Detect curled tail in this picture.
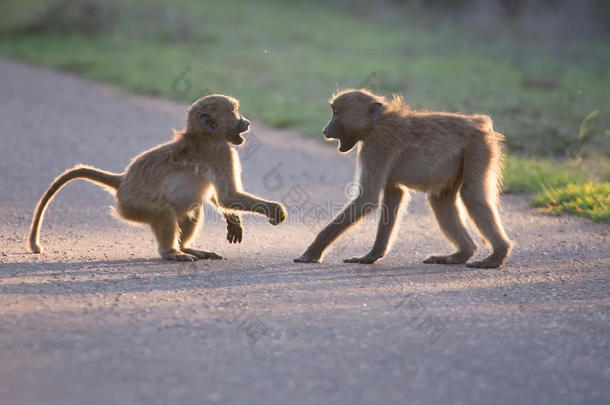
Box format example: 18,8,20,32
28,164,123,253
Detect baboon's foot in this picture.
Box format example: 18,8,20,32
294,252,321,263
423,251,472,265
29,241,42,254
162,249,198,262
344,253,382,264
181,248,223,260
467,244,510,268
466,254,507,269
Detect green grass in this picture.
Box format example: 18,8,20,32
503,156,610,223
503,156,589,193
1,0,608,156
1,0,609,222
533,183,610,223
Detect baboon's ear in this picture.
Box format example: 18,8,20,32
199,113,217,133
370,102,382,121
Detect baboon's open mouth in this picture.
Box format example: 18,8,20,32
231,133,245,145
338,138,357,153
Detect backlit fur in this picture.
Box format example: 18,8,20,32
295,89,512,268
29,94,286,261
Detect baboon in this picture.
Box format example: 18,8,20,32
294,89,512,268
29,95,286,261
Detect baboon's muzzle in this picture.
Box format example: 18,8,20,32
238,119,251,133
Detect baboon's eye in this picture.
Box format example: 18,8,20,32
332,107,339,115
199,113,218,131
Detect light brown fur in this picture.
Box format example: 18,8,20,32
294,89,512,268
29,95,286,261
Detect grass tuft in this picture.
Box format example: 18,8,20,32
533,182,610,223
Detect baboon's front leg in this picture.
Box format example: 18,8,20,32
294,165,390,264
294,196,377,263
214,158,286,225
218,191,286,225
344,184,406,264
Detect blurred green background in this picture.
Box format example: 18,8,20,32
1,0,608,221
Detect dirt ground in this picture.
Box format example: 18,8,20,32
0,58,608,405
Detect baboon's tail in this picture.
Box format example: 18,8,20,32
28,165,123,253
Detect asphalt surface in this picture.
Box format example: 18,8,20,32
0,58,608,405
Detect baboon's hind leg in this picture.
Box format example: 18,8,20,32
424,191,476,265
151,209,197,261
460,142,512,268
178,205,222,260
461,192,511,268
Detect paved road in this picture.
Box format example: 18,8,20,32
0,58,608,405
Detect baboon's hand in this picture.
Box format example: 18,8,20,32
226,221,243,243
268,202,286,225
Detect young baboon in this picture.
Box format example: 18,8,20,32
294,89,512,268
29,95,286,261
